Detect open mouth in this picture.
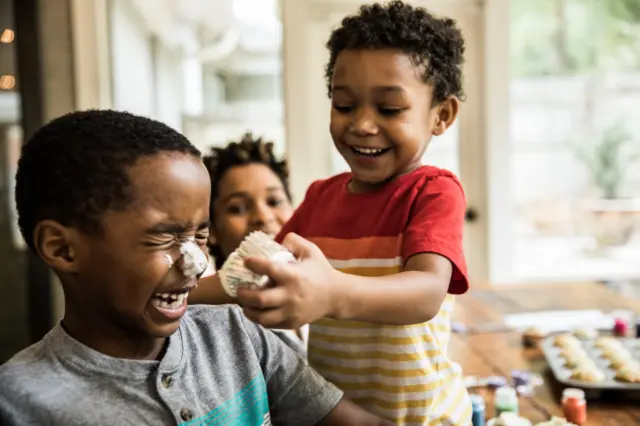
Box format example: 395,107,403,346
350,146,391,158
151,290,189,311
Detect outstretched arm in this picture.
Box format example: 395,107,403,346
327,252,451,324
317,398,393,426
189,274,235,305
237,234,452,328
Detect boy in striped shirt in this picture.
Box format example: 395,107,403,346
199,1,472,424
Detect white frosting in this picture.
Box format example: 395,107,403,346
179,239,209,278
219,231,296,296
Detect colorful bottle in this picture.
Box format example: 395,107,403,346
494,386,519,416
562,388,587,425
613,318,628,337
470,394,485,426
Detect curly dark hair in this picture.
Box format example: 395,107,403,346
325,0,465,104
203,132,290,268
15,109,201,251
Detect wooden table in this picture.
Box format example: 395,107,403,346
450,282,640,425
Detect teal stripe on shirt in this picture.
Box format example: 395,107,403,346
181,375,270,426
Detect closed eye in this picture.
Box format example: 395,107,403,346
144,240,173,248
379,107,405,116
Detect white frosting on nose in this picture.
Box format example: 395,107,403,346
179,239,208,278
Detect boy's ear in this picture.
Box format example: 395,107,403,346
33,220,82,273
432,96,460,136
207,224,217,247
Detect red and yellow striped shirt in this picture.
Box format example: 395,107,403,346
277,166,471,425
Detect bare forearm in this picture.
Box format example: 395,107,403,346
317,398,394,426
189,274,235,305
329,270,448,325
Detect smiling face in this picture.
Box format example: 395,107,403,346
211,163,293,261
329,49,459,192
68,153,211,342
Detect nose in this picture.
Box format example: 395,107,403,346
349,107,378,136
250,202,276,230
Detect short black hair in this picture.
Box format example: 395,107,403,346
15,109,201,251
325,0,465,103
203,132,290,267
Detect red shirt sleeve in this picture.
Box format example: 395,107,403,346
275,181,319,244
402,175,469,295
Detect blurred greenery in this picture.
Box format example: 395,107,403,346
511,0,640,77
573,122,640,198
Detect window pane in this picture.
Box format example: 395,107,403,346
0,0,28,362
510,0,640,281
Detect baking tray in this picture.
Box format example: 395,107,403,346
541,335,640,395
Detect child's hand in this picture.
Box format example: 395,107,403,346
237,233,340,329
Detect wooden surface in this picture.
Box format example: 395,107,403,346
450,282,640,425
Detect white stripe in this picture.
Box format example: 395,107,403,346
358,387,469,425
368,404,434,419
429,388,460,420
438,302,455,313
344,388,440,401
446,389,472,424
311,354,457,370
309,340,441,354
368,405,465,426
320,365,462,386
428,316,452,327
328,257,403,268
430,383,470,424
312,324,438,338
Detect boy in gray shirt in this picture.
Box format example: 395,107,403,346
0,110,391,426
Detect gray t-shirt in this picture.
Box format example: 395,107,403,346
0,305,342,426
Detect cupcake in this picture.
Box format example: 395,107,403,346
569,364,605,382
572,327,598,340
561,349,591,369
219,231,296,297
553,334,581,350
594,336,623,350
615,364,640,383
605,350,633,369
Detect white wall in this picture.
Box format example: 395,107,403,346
109,0,184,131
110,0,155,116
153,40,184,131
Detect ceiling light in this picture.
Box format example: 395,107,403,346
1,29,15,43
0,75,16,90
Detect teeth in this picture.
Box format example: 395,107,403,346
151,292,188,310
353,147,384,155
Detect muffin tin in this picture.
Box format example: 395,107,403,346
541,335,640,393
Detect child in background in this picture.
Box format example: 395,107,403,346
190,133,306,351
0,110,392,426
235,1,472,424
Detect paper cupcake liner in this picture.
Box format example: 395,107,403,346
219,231,295,297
